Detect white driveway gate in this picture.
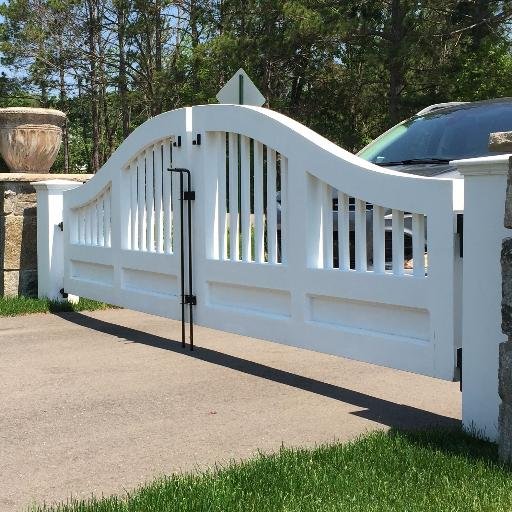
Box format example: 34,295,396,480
37,105,463,380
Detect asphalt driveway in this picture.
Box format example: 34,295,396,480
0,309,460,511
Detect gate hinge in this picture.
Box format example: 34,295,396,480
173,136,182,147
456,347,462,392
183,191,195,200
57,221,63,231
192,134,201,146
456,213,463,258
184,294,197,305
59,288,68,299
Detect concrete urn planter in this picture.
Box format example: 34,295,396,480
0,107,66,173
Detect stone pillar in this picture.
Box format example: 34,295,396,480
500,137,512,459
0,173,91,298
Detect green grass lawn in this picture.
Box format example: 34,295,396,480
0,296,113,316
31,429,512,512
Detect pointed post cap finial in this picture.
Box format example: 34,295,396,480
216,68,265,107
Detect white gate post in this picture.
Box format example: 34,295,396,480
32,180,82,300
456,155,511,441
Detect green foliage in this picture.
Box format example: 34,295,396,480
0,0,511,169
0,296,114,316
29,428,512,512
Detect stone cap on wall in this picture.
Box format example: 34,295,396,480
0,173,93,183
451,154,512,176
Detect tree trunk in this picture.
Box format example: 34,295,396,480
190,0,200,93
155,0,163,114
59,60,69,173
388,0,405,125
87,0,101,173
117,0,130,138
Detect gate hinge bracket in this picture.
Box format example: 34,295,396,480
456,213,463,258
183,191,195,201
57,221,63,231
173,136,182,147
456,347,462,392
184,294,197,305
192,134,201,146
59,288,68,299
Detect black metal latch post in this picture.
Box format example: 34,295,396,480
456,214,463,258
168,167,196,350
456,347,462,392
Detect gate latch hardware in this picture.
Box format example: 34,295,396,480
57,221,63,231
456,347,462,392
192,134,201,146
167,167,196,351
173,136,182,147
456,214,463,258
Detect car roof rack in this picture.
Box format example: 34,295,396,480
415,102,468,116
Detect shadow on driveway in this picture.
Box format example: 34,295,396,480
56,312,460,432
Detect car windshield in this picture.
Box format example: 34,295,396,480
358,101,512,165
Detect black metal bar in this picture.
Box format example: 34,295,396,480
185,169,194,350
457,347,462,392
179,171,185,347
456,213,463,258
168,167,195,351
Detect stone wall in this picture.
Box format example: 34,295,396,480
0,173,91,297
500,140,512,459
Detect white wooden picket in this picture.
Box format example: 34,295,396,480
60,104,462,380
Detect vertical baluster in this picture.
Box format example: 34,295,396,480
137,153,147,251
355,199,367,271
77,208,84,244
228,132,239,261
162,142,172,254
83,210,87,245
253,140,264,263
83,209,87,244
412,213,425,277
97,199,102,245
83,208,88,245
86,205,92,245
392,209,404,275
146,147,155,252
267,148,278,264
98,195,105,247
91,200,98,245
337,192,350,271
105,188,111,247
321,183,333,269
373,205,385,273
217,132,227,260
130,163,138,250
279,155,288,264
126,164,131,248
171,144,181,255
240,135,251,262
154,143,163,253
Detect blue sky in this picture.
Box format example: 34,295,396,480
0,1,7,76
